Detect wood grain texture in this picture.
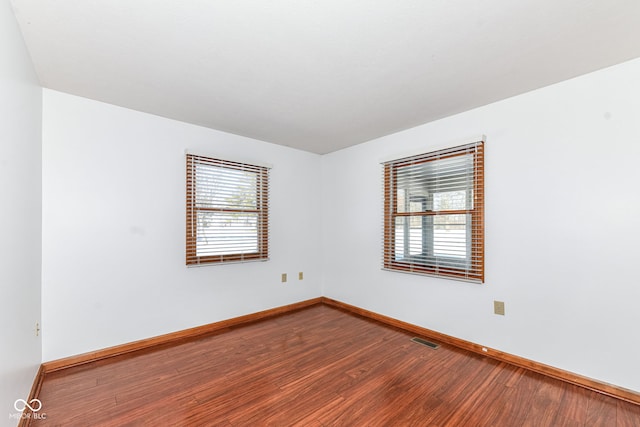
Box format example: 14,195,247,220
30,304,639,426
323,297,640,406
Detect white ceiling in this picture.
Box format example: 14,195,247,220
10,0,640,154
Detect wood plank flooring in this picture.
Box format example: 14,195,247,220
32,305,640,426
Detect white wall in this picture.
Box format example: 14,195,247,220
322,58,640,392
0,0,42,423
42,90,323,361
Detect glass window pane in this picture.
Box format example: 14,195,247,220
395,216,425,260
433,190,467,211
195,164,257,209
196,212,258,256
434,214,468,258
408,218,422,256
396,166,430,212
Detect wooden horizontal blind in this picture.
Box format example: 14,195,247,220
382,141,484,282
186,155,269,266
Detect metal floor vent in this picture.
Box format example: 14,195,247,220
411,337,440,349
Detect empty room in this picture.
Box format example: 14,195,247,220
2,0,640,426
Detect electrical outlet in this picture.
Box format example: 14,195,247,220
281,273,287,283
298,272,304,280
494,301,505,316
35,322,40,336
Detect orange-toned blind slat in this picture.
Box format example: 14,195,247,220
186,154,269,266
382,141,484,283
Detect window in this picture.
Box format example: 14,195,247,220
382,141,484,282
186,154,269,265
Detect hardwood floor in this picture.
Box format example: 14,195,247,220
32,305,640,426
